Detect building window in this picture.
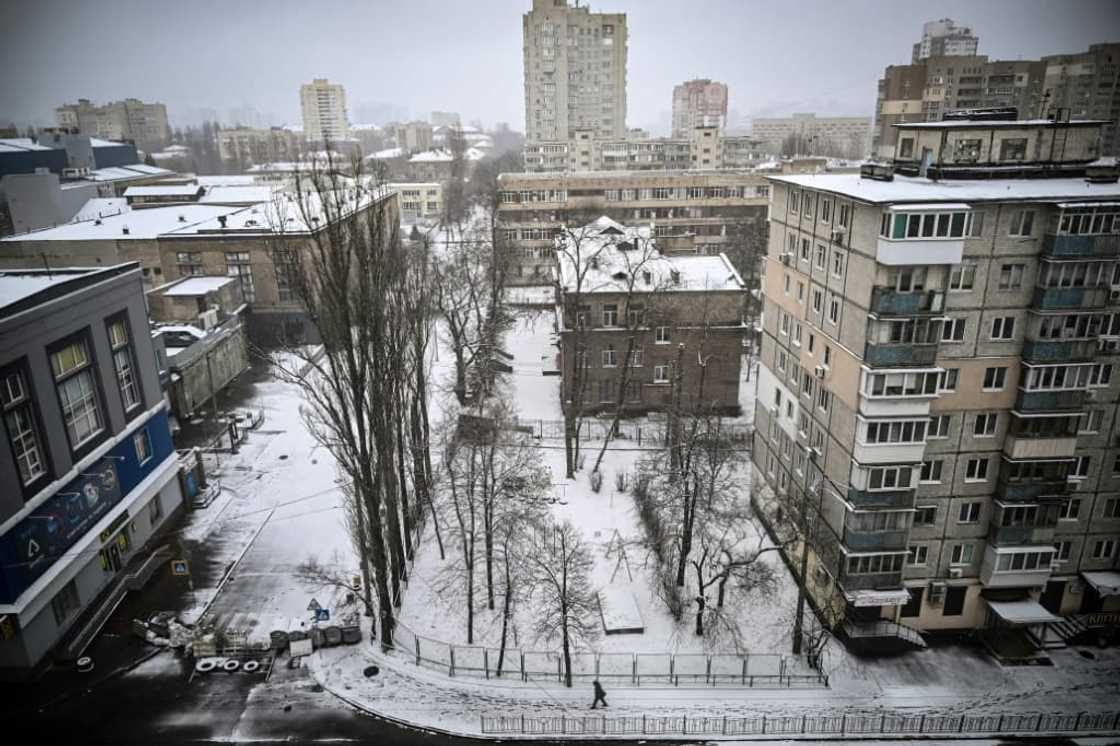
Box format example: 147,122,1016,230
982,367,1007,391
629,346,643,367
51,338,103,449
928,414,951,438
1,367,46,486
907,545,928,566
1104,498,1120,519
1092,539,1116,560
149,495,163,526
958,502,982,523
950,542,975,565
51,579,81,626
1009,210,1035,237
990,317,1015,340
815,244,826,269
601,345,617,367
799,237,810,261
176,252,204,276
964,458,988,482
274,249,296,303
1053,540,1071,561
653,365,669,383
107,319,141,413
948,262,975,291
914,506,936,526
602,304,618,327
999,138,1027,161
654,326,671,344
1079,411,1103,434
831,251,843,278
868,465,913,490
973,412,998,437
998,263,1025,290
1089,363,1113,387
226,252,255,303
942,318,966,342
938,369,959,392
920,459,943,482
827,298,839,325
133,429,153,465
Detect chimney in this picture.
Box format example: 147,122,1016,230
122,226,130,235
218,215,228,229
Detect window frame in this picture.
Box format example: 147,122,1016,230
48,331,107,456
106,313,143,415
1,360,51,492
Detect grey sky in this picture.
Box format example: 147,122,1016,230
1,0,1117,134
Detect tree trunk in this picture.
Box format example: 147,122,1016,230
561,617,572,688
394,409,414,559
497,553,512,678
353,476,375,623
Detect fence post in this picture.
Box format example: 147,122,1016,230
521,714,525,733
669,654,675,685
880,714,886,733
557,655,562,683
706,656,712,685
642,714,646,734
741,656,747,685
762,715,767,735
801,714,806,734
415,637,420,666
521,651,525,681
919,713,925,733
1075,712,1084,731
682,715,687,735
484,648,489,679
959,713,966,733
841,713,846,735
722,716,728,735
449,646,456,677
1113,711,1120,731
996,713,1004,732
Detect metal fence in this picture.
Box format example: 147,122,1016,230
481,710,1120,737
389,622,822,688
514,418,753,446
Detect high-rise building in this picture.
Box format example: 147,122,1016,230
671,79,728,138
751,114,872,159
431,111,461,128
55,98,171,152
1041,44,1120,157
300,78,349,143
752,115,1119,654
912,18,979,63
522,0,627,143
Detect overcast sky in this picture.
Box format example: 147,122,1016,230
1,0,1117,134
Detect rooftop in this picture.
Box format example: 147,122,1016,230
0,265,138,318
895,118,1110,130
158,276,236,296
198,185,276,204
123,184,205,197
0,138,53,153
1,204,243,241
766,173,1120,205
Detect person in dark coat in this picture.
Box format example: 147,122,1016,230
591,679,608,709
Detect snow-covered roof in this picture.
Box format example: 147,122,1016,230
1081,570,1120,596
89,137,128,147
0,271,91,310
0,138,53,152
72,197,128,222
155,325,207,346
350,123,381,131
409,149,453,163
199,185,275,205
123,163,175,176
82,164,175,183
1,204,244,241
169,186,394,236
767,173,1120,205
159,276,235,296
194,174,257,187
897,118,1110,129
123,184,204,197
556,216,746,294
984,598,1061,625
369,147,406,160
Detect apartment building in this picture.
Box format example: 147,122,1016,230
389,182,442,219
672,79,729,138
0,190,400,343
0,264,185,674
300,79,349,143
750,114,871,160
873,42,1120,158
752,115,1120,657
912,19,979,63
55,98,171,153
523,0,627,143
496,169,770,283
555,217,747,416
523,126,768,173
216,127,301,168
393,121,434,153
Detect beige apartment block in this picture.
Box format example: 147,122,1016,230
752,115,1120,657
55,98,171,152
216,127,302,168
672,79,728,138
523,0,627,143
496,169,771,284
389,182,443,219
523,126,768,173
300,78,349,143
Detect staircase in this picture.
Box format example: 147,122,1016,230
843,619,927,653
1050,615,1090,646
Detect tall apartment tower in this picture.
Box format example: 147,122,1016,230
523,0,628,142
671,79,728,138
912,18,979,63
753,115,1120,656
55,98,171,152
300,78,349,143
1041,44,1120,157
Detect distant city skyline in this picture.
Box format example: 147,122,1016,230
1,0,1117,135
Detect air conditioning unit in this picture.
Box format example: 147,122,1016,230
814,365,827,379
928,582,946,605
780,253,793,266
1111,289,1120,302
197,308,219,330
948,567,963,579
831,227,846,243
1086,389,1098,400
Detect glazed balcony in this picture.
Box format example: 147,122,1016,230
863,341,939,367
869,287,946,316
987,523,1057,547
980,545,1055,589
1032,286,1109,311
846,487,916,510
1020,338,1099,364
999,480,1070,500
1043,233,1120,258
842,527,910,552
1002,435,1079,460
838,570,904,592
1015,388,1086,412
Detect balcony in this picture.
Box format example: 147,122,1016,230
1032,286,1109,310
839,571,904,592
980,546,1054,589
846,487,916,510
843,528,910,552
870,288,946,316
852,441,927,465
1002,435,1079,460
864,341,939,367
987,524,1057,547
1043,233,1120,258
998,480,1069,501
1020,338,1099,364
876,236,964,266
1015,389,1086,412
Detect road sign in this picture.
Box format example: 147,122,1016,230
171,560,190,576
315,608,330,622
290,638,313,658
307,598,322,612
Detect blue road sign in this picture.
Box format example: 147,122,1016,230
315,608,330,622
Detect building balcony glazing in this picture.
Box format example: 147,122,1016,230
1014,388,1086,412
1020,338,1099,364
1042,233,1120,258
1032,286,1109,310
869,287,946,316
864,341,939,367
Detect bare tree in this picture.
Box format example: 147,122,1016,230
524,519,599,687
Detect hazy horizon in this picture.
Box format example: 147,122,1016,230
1,0,1117,135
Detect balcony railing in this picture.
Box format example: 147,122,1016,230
1032,286,1109,310
846,487,916,509
870,288,946,316
1021,338,1099,364
987,524,1057,547
1002,434,1079,460
1015,388,1086,412
864,341,939,367
1043,233,1120,258
839,571,904,592
843,528,910,552
998,480,1070,501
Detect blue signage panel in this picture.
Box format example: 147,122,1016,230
0,409,175,604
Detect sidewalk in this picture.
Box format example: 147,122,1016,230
306,631,1120,741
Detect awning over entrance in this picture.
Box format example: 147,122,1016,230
985,598,1062,625
1081,571,1120,597
844,588,910,607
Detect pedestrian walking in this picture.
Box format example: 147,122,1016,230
590,679,608,709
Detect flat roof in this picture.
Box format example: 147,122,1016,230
0,138,54,153
123,184,204,197
1,204,244,241
766,173,1120,205
0,265,137,317
896,119,1110,129
198,185,275,204
159,276,235,296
